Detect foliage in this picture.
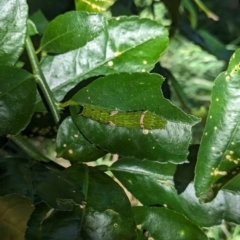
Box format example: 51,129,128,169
1,0,240,239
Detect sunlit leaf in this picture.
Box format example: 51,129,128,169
36,16,168,110
70,73,199,163
40,11,107,53
195,49,240,202
75,0,116,12
110,158,240,227
0,0,28,64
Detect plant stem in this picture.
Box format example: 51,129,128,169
194,0,219,21
10,134,51,162
25,36,60,124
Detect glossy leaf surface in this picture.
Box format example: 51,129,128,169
56,116,106,162
133,206,208,240
75,0,116,12
40,11,107,53
0,65,36,137
26,203,83,240
26,163,137,239
64,164,137,239
194,49,240,202
110,158,240,227
70,73,199,163
0,0,28,65
36,16,168,109
0,194,34,240
0,157,84,210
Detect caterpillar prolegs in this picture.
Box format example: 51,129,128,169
80,104,167,130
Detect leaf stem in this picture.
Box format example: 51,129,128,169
25,36,60,124
194,0,219,21
10,134,51,162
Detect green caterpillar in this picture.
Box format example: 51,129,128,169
80,104,167,130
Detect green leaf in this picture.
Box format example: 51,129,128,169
26,163,137,239
182,0,198,28
29,10,49,35
75,0,116,12
56,116,106,163
0,0,28,65
65,164,137,239
70,73,199,163
133,206,208,240
36,16,168,110
25,203,83,240
110,158,240,227
40,11,107,53
0,194,34,240
27,19,39,36
0,65,36,137
223,171,240,193
194,49,240,203
0,157,84,210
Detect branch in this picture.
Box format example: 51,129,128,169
25,36,60,124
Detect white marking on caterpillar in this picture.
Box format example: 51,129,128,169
109,121,116,127
142,129,149,135
140,110,148,129
110,110,118,116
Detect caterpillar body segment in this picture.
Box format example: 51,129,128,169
80,104,166,130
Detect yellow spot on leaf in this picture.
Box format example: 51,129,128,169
211,168,227,176
226,155,231,160
108,61,113,66
114,51,121,56
180,231,185,236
